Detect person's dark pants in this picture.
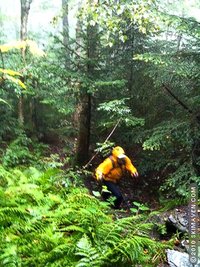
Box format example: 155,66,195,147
102,180,123,209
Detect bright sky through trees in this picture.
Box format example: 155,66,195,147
0,0,199,43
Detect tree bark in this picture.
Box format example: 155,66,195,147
75,91,91,165
75,1,98,165
19,0,32,126
62,0,70,66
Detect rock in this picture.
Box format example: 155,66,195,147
167,208,189,233
167,249,200,267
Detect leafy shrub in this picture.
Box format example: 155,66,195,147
136,120,200,200
2,133,47,168
160,162,200,198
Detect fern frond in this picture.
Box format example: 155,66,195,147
132,222,154,236
4,177,47,203
0,207,31,224
57,225,86,233
76,235,102,267
0,244,21,267
38,242,77,266
0,165,14,188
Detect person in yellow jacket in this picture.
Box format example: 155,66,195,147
95,146,138,209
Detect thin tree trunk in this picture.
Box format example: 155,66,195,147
62,0,70,66
76,92,91,165
127,27,134,92
176,34,182,52
20,0,32,41
19,0,32,126
18,97,24,126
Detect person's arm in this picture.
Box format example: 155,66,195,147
95,158,113,181
125,156,139,177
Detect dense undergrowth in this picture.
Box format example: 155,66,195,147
3,134,197,266
0,148,173,267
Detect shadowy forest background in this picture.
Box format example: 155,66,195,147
0,0,200,266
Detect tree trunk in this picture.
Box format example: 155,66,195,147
75,1,98,165
127,27,135,92
62,0,70,66
75,91,91,165
20,0,32,41
19,0,32,126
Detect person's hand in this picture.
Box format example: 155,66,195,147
96,171,104,181
131,170,139,178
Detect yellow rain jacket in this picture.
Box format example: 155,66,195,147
95,146,138,183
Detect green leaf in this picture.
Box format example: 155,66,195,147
77,235,91,250
139,205,149,211
133,201,141,207
92,191,101,197
0,98,11,108
130,208,138,213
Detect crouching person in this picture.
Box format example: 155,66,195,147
95,146,139,209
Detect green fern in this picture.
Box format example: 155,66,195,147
0,165,171,266
93,216,168,266
76,235,102,267
0,244,21,267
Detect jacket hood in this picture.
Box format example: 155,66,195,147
112,146,125,158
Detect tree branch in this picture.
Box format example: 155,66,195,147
83,119,121,169
162,83,193,114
